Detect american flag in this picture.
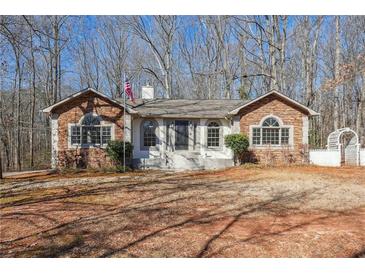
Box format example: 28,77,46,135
124,79,135,103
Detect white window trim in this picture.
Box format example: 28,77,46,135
249,115,294,149
67,122,115,149
140,119,159,151
206,119,223,151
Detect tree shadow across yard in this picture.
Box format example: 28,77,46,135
0,171,364,258
352,249,365,258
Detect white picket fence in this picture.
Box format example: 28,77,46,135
310,148,365,167
309,149,342,167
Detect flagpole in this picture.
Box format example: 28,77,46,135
123,72,126,173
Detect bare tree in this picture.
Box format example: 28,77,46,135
0,140,2,179
25,16,37,168
0,16,24,171
126,16,178,98
0,15,364,172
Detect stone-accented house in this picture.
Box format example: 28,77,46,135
42,87,319,170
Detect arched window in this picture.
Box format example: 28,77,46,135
81,114,101,126
207,121,221,148
252,116,290,146
70,113,112,147
261,117,280,145
142,120,157,148
262,117,279,127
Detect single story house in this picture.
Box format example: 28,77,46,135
42,86,319,170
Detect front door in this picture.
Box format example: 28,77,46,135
175,120,189,150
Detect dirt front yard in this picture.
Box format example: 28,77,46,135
1,165,364,258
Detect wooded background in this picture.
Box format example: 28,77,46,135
0,16,364,172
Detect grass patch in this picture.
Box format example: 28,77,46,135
0,194,30,205
63,194,114,206
0,188,66,206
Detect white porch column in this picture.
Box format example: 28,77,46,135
232,115,241,134
200,119,207,157
157,118,165,158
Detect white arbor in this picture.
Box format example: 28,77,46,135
326,128,360,166
309,127,361,167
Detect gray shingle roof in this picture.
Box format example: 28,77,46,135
43,88,319,117
123,99,248,118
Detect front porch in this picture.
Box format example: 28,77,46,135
131,117,235,170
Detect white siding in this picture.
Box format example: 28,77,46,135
132,117,162,160
203,118,233,159
231,115,240,134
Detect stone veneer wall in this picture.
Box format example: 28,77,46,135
52,91,125,169
239,94,309,164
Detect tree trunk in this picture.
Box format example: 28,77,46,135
11,44,22,172
334,16,341,130
29,32,36,169
53,16,60,104
58,51,61,101
269,16,278,90
356,77,365,144
0,145,3,179
280,16,287,91
238,34,250,99
304,16,312,106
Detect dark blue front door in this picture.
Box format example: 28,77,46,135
175,120,189,150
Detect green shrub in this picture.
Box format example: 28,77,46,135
106,140,133,167
224,133,249,165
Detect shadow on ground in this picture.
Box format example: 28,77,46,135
1,167,364,258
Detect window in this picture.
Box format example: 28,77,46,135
252,128,261,145
262,117,279,127
82,126,101,144
102,126,112,145
281,128,289,145
82,114,101,126
71,126,81,145
70,113,113,147
207,121,220,148
262,128,279,145
142,120,157,147
252,117,290,146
